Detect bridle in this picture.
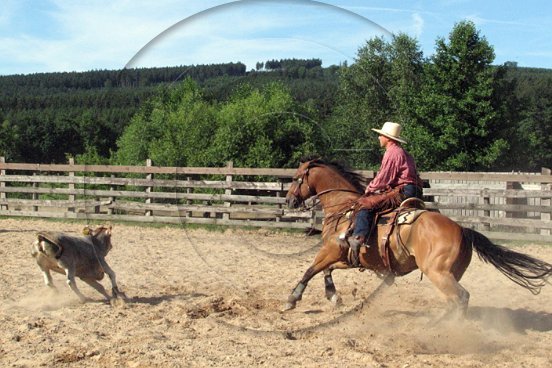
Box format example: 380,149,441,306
291,164,361,210
291,167,315,203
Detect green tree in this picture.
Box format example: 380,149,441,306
327,34,424,169
328,37,391,169
414,21,507,170
115,79,323,168
115,79,216,167
518,88,552,170
499,64,552,171
0,117,19,160
207,82,322,168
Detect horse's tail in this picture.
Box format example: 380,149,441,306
462,228,552,295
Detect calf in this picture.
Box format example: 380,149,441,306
31,225,126,303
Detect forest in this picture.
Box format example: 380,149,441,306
0,21,550,172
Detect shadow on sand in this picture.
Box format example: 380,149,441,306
128,292,208,306
467,306,552,333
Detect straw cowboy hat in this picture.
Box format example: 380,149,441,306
371,121,407,144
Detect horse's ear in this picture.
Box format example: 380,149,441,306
308,156,323,167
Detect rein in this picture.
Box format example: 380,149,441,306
299,188,360,211
292,163,362,212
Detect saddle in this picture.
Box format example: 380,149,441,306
374,200,426,272
345,197,426,272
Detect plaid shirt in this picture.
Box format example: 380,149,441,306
366,141,421,194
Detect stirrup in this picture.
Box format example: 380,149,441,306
348,236,365,268
348,248,361,268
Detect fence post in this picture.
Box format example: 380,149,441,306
223,161,233,221
145,159,153,217
186,176,192,218
541,168,551,236
0,157,6,211
32,172,38,212
483,193,491,231
506,181,526,219
276,179,283,222
107,174,114,215
68,157,75,213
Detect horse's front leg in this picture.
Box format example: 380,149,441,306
323,261,349,306
323,269,342,306
282,245,342,311
283,270,311,311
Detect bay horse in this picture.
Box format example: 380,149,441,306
283,158,552,319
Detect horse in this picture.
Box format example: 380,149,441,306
283,158,552,319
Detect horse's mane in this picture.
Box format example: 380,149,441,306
299,156,366,193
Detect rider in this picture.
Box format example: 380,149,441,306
348,121,423,267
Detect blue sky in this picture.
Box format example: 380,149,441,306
1,0,551,76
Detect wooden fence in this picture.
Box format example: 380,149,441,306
1,157,551,242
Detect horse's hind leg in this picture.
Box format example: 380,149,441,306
425,270,470,321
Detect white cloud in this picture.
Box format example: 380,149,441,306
4,0,550,74
0,0,395,74
412,13,424,38
123,1,388,69
465,14,527,27
0,0,230,73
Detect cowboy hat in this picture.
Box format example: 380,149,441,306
371,121,407,144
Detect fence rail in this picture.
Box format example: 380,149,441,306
1,157,550,242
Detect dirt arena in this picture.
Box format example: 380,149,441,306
1,218,551,367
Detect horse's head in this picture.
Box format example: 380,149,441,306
285,160,318,209
286,158,366,209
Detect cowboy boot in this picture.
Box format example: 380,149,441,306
348,235,365,267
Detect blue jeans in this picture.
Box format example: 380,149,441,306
352,184,422,237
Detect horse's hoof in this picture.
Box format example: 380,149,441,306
384,274,395,286
113,290,129,301
110,296,127,307
330,294,342,307
281,301,296,312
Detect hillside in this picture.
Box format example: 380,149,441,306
0,60,550,170
0,60,338,163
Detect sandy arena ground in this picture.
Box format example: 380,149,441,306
0,218,551,367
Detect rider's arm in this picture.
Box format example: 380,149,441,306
365,149,397,194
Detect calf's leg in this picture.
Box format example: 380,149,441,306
98,259,127,300
64,267,88,303
40,267,58,292
81,278,111,300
